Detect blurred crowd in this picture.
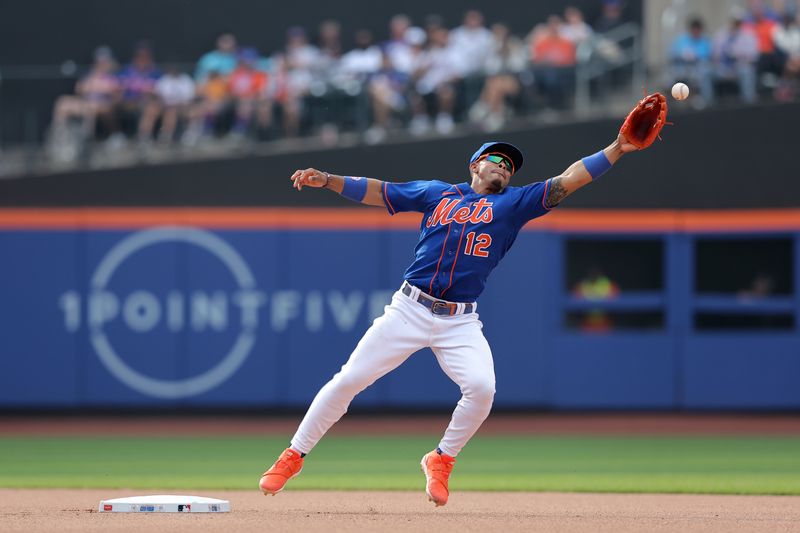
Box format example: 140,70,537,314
47,1,636,160
667,0,800,108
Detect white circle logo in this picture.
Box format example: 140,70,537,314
90,227,257,399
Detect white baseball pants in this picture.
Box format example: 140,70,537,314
290,286,495,457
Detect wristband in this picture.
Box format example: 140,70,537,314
341,176,368,202
581,150,612,181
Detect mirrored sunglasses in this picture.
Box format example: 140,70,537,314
484,154,513,172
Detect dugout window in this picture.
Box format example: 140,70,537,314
564,238,664,331
693,237,794,330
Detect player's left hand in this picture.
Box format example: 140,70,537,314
291,168,328,190
616,133,640,153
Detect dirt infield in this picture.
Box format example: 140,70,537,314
2,489,800,533
3,413,800,436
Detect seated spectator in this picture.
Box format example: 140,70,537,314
227,47,268,139
743,0,783,79
284,26,320,98
561,6,594,46
530,16,577,110
263,54,301,138
140,64,195,144
116,42,161,143
469,22,527,131
339,29,383,83
670,18,715,107
713,10,760,103
50,46,120,149
409,25,462,135
383,14,416,75
183,70,229,145
365,25,425,143
450,9,494,108
195,33,238,83
364,51,410,143
594,0,626,34
772,13,800,100
317,19,343,80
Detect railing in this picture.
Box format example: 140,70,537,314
574,22,646,112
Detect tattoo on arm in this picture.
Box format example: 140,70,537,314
546,177,569,207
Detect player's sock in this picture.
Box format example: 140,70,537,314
288,443,307,458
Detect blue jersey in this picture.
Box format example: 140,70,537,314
383,179,554,302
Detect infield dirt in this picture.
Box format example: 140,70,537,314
3,488,800,532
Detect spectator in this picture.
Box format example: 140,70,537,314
409,25,462,135
50,46,120,147
339,29,383,82
383,14,416,75
195,33,238,83
140,64,195,143
284,26,320,99
594,0,626,34
364,52,410,144
530,16,577,110
561,6,594,46
772,13,800,100
183,70,229,145
450,10,494,77
670,18,715,107
265,54,302,138
116,42,161,143
317,19,343,79
713,9,760,103
227,47,268,138
365,25,425,143
743,0,783,78
469,22,527,131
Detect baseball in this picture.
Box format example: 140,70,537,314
671,82,689,101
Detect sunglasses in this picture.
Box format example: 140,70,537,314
483,154,514,173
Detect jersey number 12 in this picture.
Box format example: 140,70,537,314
464,232,492,257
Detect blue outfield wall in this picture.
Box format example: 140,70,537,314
1,224,799,410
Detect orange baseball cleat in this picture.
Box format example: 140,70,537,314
420,449,456,507
259,447,304,495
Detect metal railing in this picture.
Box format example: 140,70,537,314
574,22,646,112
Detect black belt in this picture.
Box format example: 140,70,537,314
401,282,474,316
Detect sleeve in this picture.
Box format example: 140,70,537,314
515,179,555,224
382,180,433,215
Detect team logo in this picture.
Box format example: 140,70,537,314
426,198,494,227
81,227,262,399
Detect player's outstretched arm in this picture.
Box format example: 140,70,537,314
545,133,640,207
290,168,386,207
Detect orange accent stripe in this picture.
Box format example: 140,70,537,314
0,208,798,232
383,182,396,215
441,187,467,298
429,222,452,295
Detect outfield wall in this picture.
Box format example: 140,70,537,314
1,208,798,410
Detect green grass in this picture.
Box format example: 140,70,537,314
1,434,799,494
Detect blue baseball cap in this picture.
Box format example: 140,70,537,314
469,141,523,175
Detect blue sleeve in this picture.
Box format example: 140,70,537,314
383,180,432,215
515,179,555,224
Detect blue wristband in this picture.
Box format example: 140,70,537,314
581,151,612,181
341,176,368,202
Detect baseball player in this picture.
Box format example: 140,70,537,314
260,132,643,506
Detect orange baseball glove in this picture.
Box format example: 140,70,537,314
619,92,668,149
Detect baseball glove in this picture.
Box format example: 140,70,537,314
619,92,668,149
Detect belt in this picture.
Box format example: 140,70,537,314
401,282,475,316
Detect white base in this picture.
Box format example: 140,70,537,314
99,494,230,513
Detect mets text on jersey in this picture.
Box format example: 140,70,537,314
425,198,494,228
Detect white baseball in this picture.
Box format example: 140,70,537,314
671,82,689,101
